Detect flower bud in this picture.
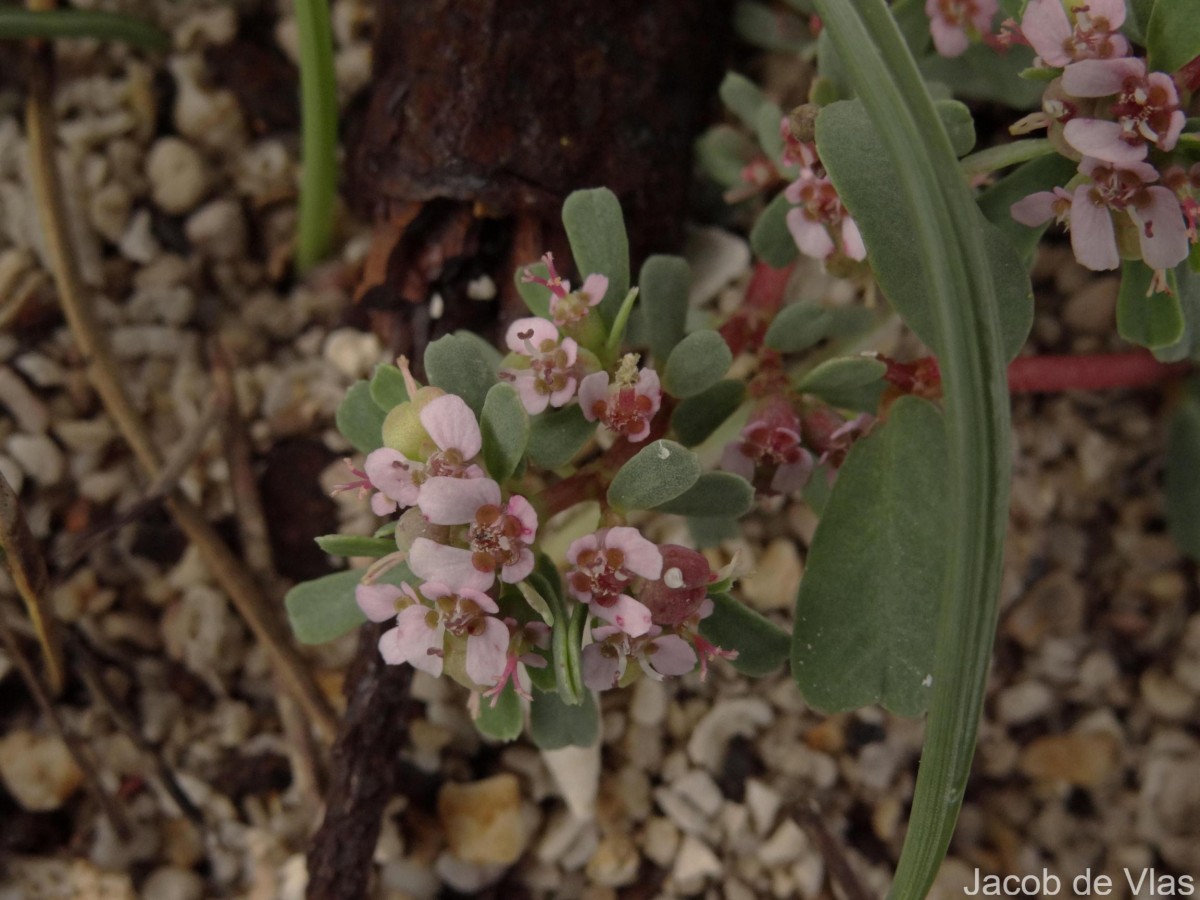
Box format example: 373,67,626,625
640,545,714,627
380,385,445,460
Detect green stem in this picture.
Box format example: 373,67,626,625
810,2,1010,898
294,0,338,272
959,138,1056,178
0,8,167,49
605,287,641,357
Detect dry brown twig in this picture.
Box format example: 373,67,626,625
23,27,337,741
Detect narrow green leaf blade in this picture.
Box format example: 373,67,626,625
662,331,733,399
718,71,767,129
315,534,398,558
792,396,947,715
336,380,386,453
700,592,790,677
1146,0,1200,73
607,440,701,511
423,334,497,416
562,189,630,325
796,355,886,395
480,383,529,482
640,255,692,363
653,472,755,519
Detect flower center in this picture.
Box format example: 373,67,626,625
469,504,528,574
569,547,631,607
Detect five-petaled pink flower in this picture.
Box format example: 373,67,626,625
720,395,814,495
522,252,609,327
1060,57,1185,164
362,394,485,513
409,478,538,591
482,618,551,705
566,527,663,637
1020,0,1128,68
1012,157,1188,271
581,624,696,691
500,317,582,415
926,0,998,58
356,580,509,688
783,143,867,264
578,355,662,443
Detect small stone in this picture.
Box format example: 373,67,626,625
0,367,48,433
995,680,1054,725
687,698,773,771
629,676,668,727
758,819,808,867
118,208,161,264
0,455,22,495
685,225,751,306
324,328,383,379
536,810,593,864
792,854,825,898
1061,276,1118,334
433,854,507,893
642,816,680,868
1002,569,1085,649
585,833,640,887
672,769,724,817
174,5,238,48
0,730,84,811
1019,731,1121,786
185,199,246,260
88,181,132,242
380,858,439,900
6,433,65,485
542,740,601,821
671,834,722,894
745,779,782,836
141,867,205,900
1140,670,1196,720
55,418,117,452
438,775,528,864
741,538,803,611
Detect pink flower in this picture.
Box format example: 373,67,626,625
1020,0,1128,68
482,619,551,705
581,625,697,691
1061,58,1185,164
522,252,609,327
639,545,715,628
409,478,538,590
578,355,662,443
362,394,485,513
783,145,866,263
360,581,509,687
499,317,581,415
926,0,998,57
720,395,814,495
566,527,663,637
1013,158,1188,271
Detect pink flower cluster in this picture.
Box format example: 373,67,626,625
783,135,867,266
1009,0,1193,276
926,0,999,58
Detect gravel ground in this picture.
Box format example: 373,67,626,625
0,3,1198,899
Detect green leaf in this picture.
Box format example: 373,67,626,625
755,98,786,161
920,43,1043,109
696,126,758,187
529,687,599,750
934,99,975,158
480,383,529,482
315,534,397,558
976,154,1078,265
815,27,852,101
718,71,767,129
369,363,409,411
1153,263,1200,363
551,602,587,704
764,304,834,353
750,192,799,268
285,569,367,644
475,684,524,741
662,331,733,399
672,381,746,447
792,396,946,715
607,440,701,511
562,189,630,325
423,333,497,416
1125,0,1154,45
1117,261,1184,350
652,472,755,519
515,260,551,318
336,380,386,453
700,592,790,677
818,99,1033,360
640,255,692,363
734,1,814,52
1166,386,1200,562
796,356,887,401
527,404,595,469
1146,0,1200,74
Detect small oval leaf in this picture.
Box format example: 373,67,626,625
424,334,497,416
527,405,595,469
672,380,746,447
562,189,630,325
796,355,886,398
607,440,702,511
475,684,524,742
640,255,692,363
764,304,834,353
1118,260,1185,350
529,687,599,750
369,363,409,411
285,569,367,644
653,472,754,519
481,383,529,482
315,534,397,558
750,191,800,268
699,592,790,677
663,331,733,399
336,380,386,453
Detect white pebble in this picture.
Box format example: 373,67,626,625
141,867,204,900
745,779,783,836
0,730,83,811
6,433,65,485
671,835,722,893
185,199,246,260
758,819,809,867
147,137,209,215
630,677,668,727
0,367,48,433
118,208,160,264
687,698,773,771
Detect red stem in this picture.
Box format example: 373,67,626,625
1006,352,1190,393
